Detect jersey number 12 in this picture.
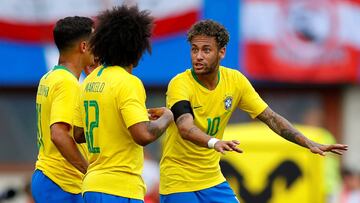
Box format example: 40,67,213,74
84,100,101,153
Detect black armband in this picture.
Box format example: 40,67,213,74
170,100,194,121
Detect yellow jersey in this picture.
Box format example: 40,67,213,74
35,65,84,194
74,65,149,200
160,66,268,194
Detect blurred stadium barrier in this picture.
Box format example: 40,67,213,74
221,122,340,203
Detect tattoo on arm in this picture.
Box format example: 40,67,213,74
176,113,202,137
146,122,164,138
279,129,298,144
257,108,308,148
176,113,192,126
186,127,200,137
175,113,209,147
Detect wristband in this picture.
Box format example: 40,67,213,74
207,138,219,149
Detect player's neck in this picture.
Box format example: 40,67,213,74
196,70,219,90
58,54,83,79
123,65,133,74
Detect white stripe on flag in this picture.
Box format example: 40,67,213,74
242,1,360,48
338,3,360,48
242,2,280,42
0,0,201,23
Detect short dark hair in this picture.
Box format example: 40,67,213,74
187,19,229,49
53,16,94,52
90,5,154,67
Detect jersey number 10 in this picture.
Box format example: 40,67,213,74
206,117,220,136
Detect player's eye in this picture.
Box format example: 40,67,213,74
191,47,198,53
204,48,211,53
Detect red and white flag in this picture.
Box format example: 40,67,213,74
0,0,200,42
242,0,360,83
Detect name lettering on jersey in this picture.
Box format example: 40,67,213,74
224,96,233,111
85,82,105,93
37,85,49,97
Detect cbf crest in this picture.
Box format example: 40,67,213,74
224,96,233,111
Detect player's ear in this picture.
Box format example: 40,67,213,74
79,41,87,53
219,47,226,59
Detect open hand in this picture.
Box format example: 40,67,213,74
214,140,243,154
309,143,348,156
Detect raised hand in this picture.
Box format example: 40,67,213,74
214,140,243,154
309,143,348,156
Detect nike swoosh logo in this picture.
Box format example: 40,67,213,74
193,106,202,109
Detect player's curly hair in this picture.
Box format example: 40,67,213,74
187,19,229,49
53,16,94,52
90,5,154,67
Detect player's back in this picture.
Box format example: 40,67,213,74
79,65,149,199
35,65,83,194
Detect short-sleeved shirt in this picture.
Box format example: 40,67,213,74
35,65,84,194
74,65,149,200
160,66,268,194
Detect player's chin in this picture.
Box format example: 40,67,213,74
193,68,208,75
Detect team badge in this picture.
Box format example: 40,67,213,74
224,96,233,110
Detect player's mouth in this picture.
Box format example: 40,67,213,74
194,63,204,70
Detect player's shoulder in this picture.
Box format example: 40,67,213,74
128,75,144,90
38,70,52,83
84,65,138,82
168,68,192,85
57,71,78,86
113,66,144,89
220,66,247,81
220,65,242,75
42,68,77,86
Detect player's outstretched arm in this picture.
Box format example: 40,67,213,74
256,107,348,156
128,107,173,146
176,113,242,154
51,123,88,174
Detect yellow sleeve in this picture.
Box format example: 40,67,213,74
73,90,83,128
117,77,149,128
166,76,191,108
50,78,79,126
237,73,268,118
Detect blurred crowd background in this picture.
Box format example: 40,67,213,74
0,0,359,202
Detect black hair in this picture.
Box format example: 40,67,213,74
90,5,154,67
187,19,229,49
53,16,94,52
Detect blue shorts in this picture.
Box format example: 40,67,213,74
31,169,83,203
84,192,144,203
160,181,239,203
